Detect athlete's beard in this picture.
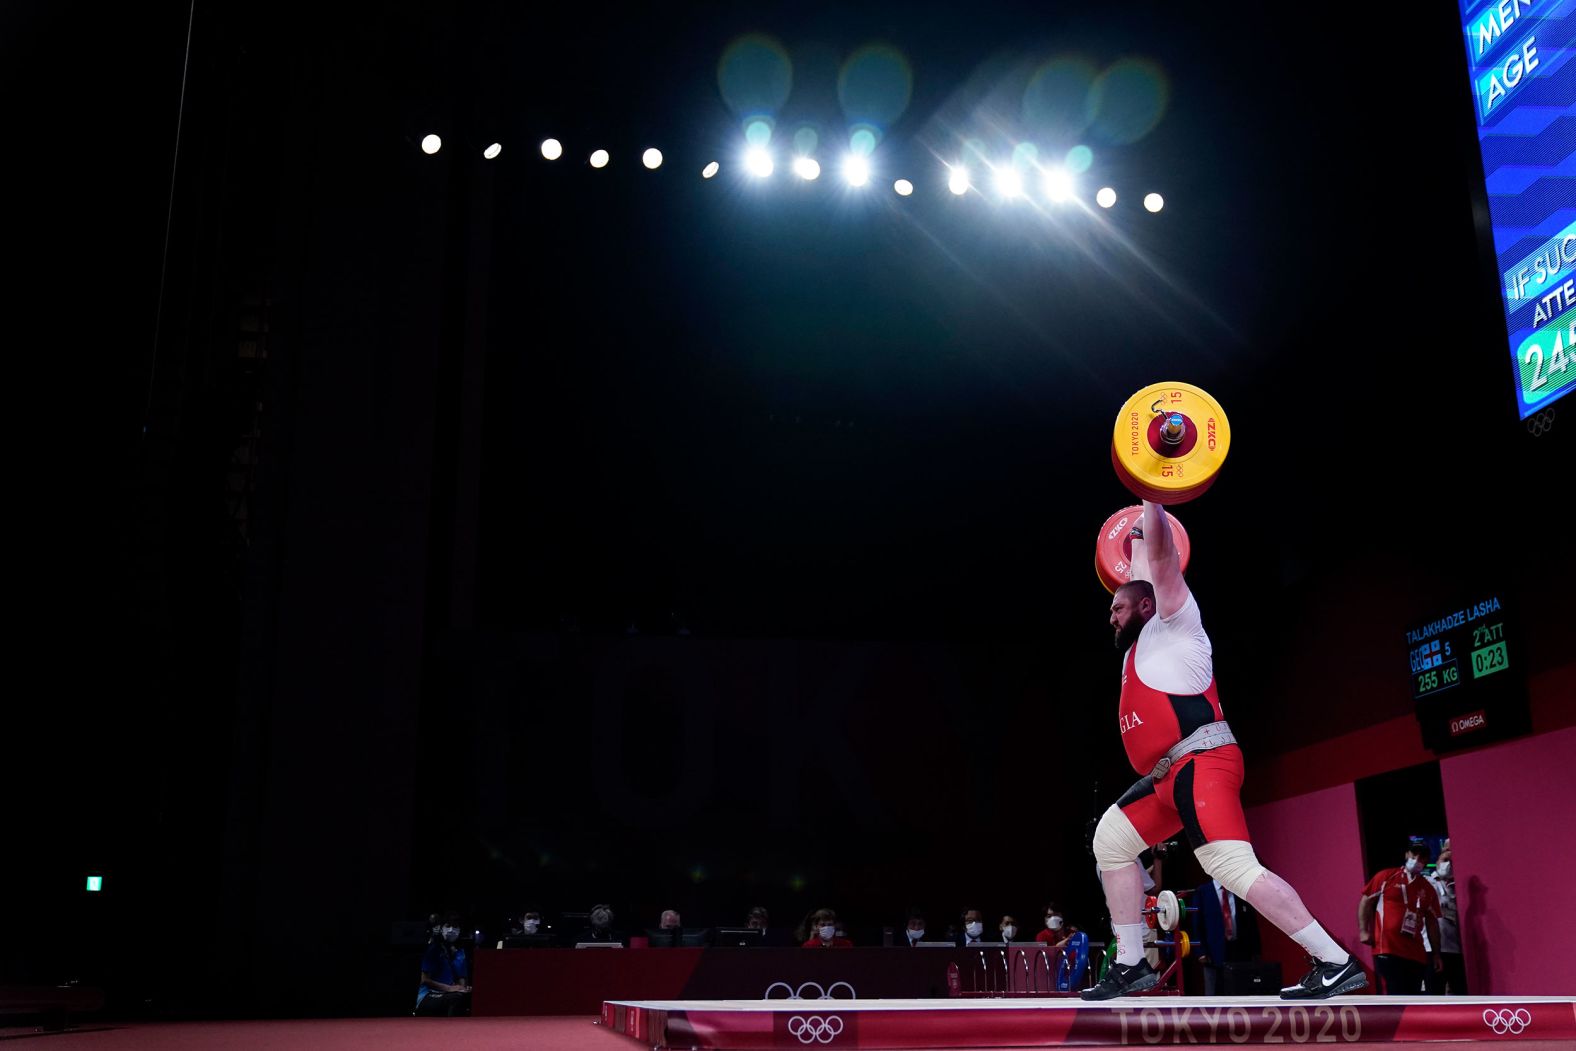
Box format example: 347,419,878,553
1113,614,1145,651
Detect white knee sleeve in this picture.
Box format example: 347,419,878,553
1194,840,1266,897
1093,805,1148,872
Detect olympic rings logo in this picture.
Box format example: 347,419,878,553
764,981,856,1000
1482,1008,1531,1035
1527,408,1556,437
786,1015,845,1045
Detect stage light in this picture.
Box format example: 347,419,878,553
1144,192,1164,213
948,167,970,195
483,142,502,160
893,179,913,196
643,148,663,170
1096,186,1117,208
843,154,870,187
1042,167,1074,202
541,138,564,160
590,149,610,168
744,147,774,177
420,134,442,155
793,156,821,180
993,167,1024,199
702,161,720,178
86,875,103,892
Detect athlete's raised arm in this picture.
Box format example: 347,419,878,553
1138,500,1189,619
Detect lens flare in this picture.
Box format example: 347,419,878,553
1043,168,1074,202
1144,192,1164,213
745,147,774,177
843,154,871,187
1096,186,1117,208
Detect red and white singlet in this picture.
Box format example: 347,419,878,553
1117,592,1225,775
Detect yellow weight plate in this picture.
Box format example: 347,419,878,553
1111,382,1231,504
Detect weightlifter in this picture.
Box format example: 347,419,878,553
1082,499,1365,1001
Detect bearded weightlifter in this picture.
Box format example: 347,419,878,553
1081,500,1365,1001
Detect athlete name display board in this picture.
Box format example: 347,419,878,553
1458,0,1576,418
1405,592,1528,751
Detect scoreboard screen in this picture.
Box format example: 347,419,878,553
1405,592,1529,751
1457,0,1576,418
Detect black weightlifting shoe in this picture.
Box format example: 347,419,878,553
1080,959,1159,1000
1280,956,1368,999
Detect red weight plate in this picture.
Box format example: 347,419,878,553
1095,504,1192,593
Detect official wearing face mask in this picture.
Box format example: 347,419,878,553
898,909,928,946
998,916,1020,944
414,914,472,1016
800,908,854,948
1359,843,1443,995
1424,842,1465,994
1035,906,1070,947
954,907,987,947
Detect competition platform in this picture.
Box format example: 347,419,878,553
598,995,1576,1049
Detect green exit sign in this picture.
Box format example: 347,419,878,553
85,875,103,892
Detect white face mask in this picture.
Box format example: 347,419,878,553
1404,857,1420,874
523,920,540,934
908,928,925,941
1001,925,1017,941
1046,916,1063,930
1436,861,1451,878
965,921,984,938
818,925,837,941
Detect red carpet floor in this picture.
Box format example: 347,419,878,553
2,1017,1574,1050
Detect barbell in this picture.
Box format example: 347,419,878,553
1111,382,1231,505
1143,890,1189,933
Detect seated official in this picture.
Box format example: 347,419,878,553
743,905,791,946
574,904,625,945
954,907,988,947
1193,878,1263,994
896,908,929,946
998,914,1023,944
414,915,471,1017
800,908,854,948
1036,903,1070,946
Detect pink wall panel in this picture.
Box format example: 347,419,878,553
1440,725,1576,995
1244,781,1371,983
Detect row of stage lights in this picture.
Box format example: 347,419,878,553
418,133,1167,212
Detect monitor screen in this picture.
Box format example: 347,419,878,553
1456,0,1576,418
714,927,765,946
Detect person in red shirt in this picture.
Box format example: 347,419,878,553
1082,502,1363,1002
800,908,854,948
1035,903,1070,947
1359,842,1443,994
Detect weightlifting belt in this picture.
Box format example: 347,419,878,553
1147,720,1235,782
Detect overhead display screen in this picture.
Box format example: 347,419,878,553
1458,0,1576,418
1405,591,1529,751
